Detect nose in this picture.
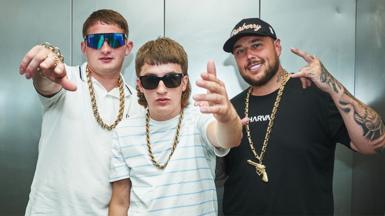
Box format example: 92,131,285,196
156,80,168,94
100,40,111,53
246,47,255,59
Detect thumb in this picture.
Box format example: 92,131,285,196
60,76,77,91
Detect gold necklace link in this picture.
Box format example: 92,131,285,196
245,72,289,168
86,65,125,131
145,109,184,169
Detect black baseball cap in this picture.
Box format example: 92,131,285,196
223,18,277,53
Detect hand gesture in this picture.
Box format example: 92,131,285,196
19,44,77,91
290,48,342,94
193,60,236,123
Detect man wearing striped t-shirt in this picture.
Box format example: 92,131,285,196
108,37,242,216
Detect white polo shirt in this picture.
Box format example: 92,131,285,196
25,62,144,216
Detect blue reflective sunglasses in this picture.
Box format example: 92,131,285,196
84,33,127,49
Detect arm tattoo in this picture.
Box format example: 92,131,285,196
320,63,343,93
338,89,385,141
354,108,385,141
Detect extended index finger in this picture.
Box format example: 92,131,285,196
19,46,41,73
290,48,315,64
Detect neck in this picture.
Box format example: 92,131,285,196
148,107,182,121
251,66,286,96
88,65,122,91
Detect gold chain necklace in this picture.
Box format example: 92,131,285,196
86,65,125,131
244,72,290,183
145,109,184,169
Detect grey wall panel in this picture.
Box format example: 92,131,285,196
165,0,260,99
262,0,356,88
72,0,164,86
262,0,356,215
0,1,71,215
353,0,385,215
1,1,384,215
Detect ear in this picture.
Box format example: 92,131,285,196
274,39,282,57
181,75,188,92
136,78,144,93
125,40,134,56
81,41,86,55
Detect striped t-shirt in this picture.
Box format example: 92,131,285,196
109,106,228,216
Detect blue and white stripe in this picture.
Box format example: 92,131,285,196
110,106,225,216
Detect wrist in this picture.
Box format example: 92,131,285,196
220,105,240,124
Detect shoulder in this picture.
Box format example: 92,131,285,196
286,78,330,100
116,112,146,134
183,105,201,117
125,90,145,115
284,78,336,116
231,88,248,104
183,105,213,119
230,89,249,115
182,106,214,129
121,74,136,96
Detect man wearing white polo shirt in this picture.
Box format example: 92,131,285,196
19,9,142,216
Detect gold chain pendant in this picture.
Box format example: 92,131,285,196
247,159,268,182
244,72,290,183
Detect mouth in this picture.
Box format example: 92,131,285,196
246,61,263,72
156,98,170,104
99,56,113,63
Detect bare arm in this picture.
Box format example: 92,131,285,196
206,108,242,149
108,179,131,216
19,43,77,96
193,61,242,149
291,48,385,154
332,83,385,153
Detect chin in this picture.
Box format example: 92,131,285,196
242,74,271,86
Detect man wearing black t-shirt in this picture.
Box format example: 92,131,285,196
220,18,385,215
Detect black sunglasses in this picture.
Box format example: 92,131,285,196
139,72,184,90
84,33,127,49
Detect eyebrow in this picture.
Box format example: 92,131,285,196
250,38,263,43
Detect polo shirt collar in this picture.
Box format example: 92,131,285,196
79,62,133,98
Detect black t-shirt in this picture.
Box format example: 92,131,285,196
222,78,351,216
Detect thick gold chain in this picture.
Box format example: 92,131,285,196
86,65,125,131
244,72,289,164
145,109,184,169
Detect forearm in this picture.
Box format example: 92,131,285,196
108,201,129,216
209,107,242,149
329,81,385,154
289,49,384,153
